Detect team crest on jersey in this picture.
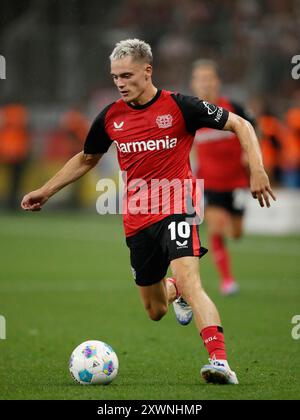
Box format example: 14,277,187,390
156,114,173,129
113,121,124,130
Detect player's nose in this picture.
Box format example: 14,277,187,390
116,79,125,89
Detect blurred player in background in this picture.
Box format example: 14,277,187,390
21,39,275,385
191,60,256,295
258,111,283,186
44,109,89,208
281,107,300,187
0,104,30,210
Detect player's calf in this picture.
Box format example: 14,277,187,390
146,303,168,321
139,280,169,321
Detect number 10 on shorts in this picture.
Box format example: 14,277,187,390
168,221,191,240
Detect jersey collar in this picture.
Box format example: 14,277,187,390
126,89,161,110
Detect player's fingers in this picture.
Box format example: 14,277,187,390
22,201,41,211
21,198,29,209
263,190,270,208
252,191,257,199
257,191,264,207
266,186,276,201
21,202,32,210
31,202,41,211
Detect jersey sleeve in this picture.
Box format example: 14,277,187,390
83,103,114,154
171,93,229,134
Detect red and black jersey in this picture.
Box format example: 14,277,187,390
194,97,254,191
84,89,228,237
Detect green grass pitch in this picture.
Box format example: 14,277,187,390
0,212,299,400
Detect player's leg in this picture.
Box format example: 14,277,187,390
170,256,221,330
228,188,248,240
206,205,237,294
138,278,177,321
170,256,238,384
230,213,243,239
126,219,178,322
205,205,230,237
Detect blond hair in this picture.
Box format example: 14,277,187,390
110,39,153,64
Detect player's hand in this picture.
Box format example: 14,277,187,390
250,168,276,208
21,189,49,211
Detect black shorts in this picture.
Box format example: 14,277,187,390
126,213,208,287
205,188,248,216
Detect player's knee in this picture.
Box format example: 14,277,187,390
177,274,205,303
231,226,243,239
176,268,201,288
231,231,242,240
148,305,168,321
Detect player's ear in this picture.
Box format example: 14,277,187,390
145,64,152,79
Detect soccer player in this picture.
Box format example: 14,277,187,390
190,59,255,295
21,39,275,385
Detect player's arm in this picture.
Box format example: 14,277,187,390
231,102,256,168
223,112,276,207
21,104,114,212
171,93,275,207
21,152,103,211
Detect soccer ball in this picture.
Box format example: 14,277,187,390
69,340,119,385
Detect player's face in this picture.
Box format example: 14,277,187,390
111,56,152,104
190,66,221,101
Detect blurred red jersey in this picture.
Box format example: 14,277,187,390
194,97,253,191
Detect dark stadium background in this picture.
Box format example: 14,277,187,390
0,0,299,400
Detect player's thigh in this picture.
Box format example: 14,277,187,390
205,206,231,235
126,222,169,310
165,213,207,286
